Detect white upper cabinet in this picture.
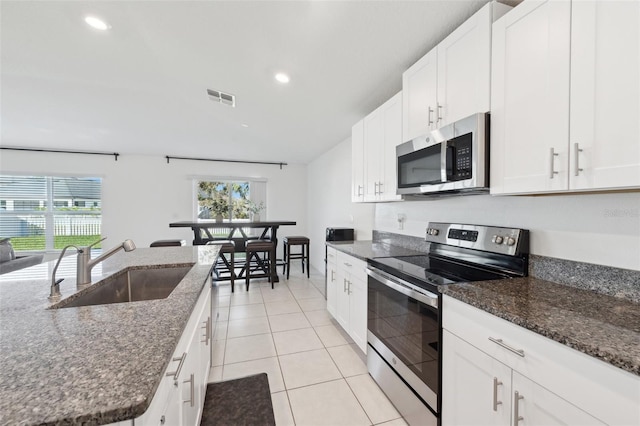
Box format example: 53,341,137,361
436,3,497,127
492,0,640,195
363,91,403,202
491,0,571,194
569,0,640,191
351,120,365,202
403,1,511,143
403,49,438,141
364,107,384,201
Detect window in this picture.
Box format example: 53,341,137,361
195,179,266,220
0,175,102,252
196,180,251,220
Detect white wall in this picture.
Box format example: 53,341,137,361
307,137,374,269
0,150,307,257
376,192,640,271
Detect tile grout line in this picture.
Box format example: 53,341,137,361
268,285,297,425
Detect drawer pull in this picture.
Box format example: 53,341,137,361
493,377,503,411
344,262,352,267
201,317,211,345
489,337,525,357
166,352,187,380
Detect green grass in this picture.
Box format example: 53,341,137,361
10,235,102,251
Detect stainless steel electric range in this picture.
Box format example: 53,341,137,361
366,222,529,426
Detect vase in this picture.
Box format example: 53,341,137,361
252,213,260,222
215,214,223,223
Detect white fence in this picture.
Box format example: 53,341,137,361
0,214,101,237
53,216,101,236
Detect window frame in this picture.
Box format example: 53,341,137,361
0,175,103,253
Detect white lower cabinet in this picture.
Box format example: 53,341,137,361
134,281,212,426
442,295,640,426
442,330,511,426
443,330,603,426
326,247,338,317
331,251,367,353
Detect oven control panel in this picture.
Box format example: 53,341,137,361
425,222,529,256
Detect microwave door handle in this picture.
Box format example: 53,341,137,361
440,142,448,182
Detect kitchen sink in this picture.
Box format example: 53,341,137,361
51,265,192,309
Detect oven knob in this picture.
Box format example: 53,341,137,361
431,228,439,236
506,237,516,246
492,235,503,244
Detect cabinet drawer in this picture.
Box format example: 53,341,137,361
326,247,338,264
336,252,366,275
443,295,639,425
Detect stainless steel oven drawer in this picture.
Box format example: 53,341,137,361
368,343,437,426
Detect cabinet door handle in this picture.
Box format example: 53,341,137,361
428,106,434,126
343,278,347,292
330,270,335,282
358,185,363,196
378,181,383,194
493,377,503,412
201,317,211,345
347,280,352,295
488,337,525,357
183,373,195,407
574,143,584,176
513,391,524,425
166,352,187,381
437,103,443,124
549,147,559,179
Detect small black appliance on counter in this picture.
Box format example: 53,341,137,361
326,227,355,242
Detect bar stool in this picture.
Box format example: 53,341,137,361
244,239,276,291
149,239,186,247
206,240,236,291
283,236,310,279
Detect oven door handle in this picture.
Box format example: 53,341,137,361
366,267,439,309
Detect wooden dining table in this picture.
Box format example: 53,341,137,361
169,220,296,247
169,220,297,283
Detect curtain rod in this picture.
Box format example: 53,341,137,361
165,155,288,169
1,147,120,161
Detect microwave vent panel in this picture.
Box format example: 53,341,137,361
207,89,236,107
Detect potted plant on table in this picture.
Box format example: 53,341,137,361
247,201,265,222
210,198,229,223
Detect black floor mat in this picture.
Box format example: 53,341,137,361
200,373,275,426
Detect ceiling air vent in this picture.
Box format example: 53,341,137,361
207,89,236,107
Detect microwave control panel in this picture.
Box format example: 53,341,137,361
446,133,473,181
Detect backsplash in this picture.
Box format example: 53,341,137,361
375,230,640,304
529,255,640,304
373,230,430,252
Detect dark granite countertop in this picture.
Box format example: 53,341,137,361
326,240,425,261
441,277,640,376
0,245,219,426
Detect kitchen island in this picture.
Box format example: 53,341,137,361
0,245,219,425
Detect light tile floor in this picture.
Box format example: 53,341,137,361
208,266,407,426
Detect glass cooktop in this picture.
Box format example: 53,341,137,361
369,254,507,288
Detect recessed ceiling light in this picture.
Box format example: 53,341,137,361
85,16,110,31
275,73,290,84
241,124,249,128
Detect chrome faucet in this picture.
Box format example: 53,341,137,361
50,245,80,300
76,238,136,286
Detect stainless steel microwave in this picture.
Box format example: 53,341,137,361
396,113,489,196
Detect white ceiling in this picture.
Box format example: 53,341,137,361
1,0,492,165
